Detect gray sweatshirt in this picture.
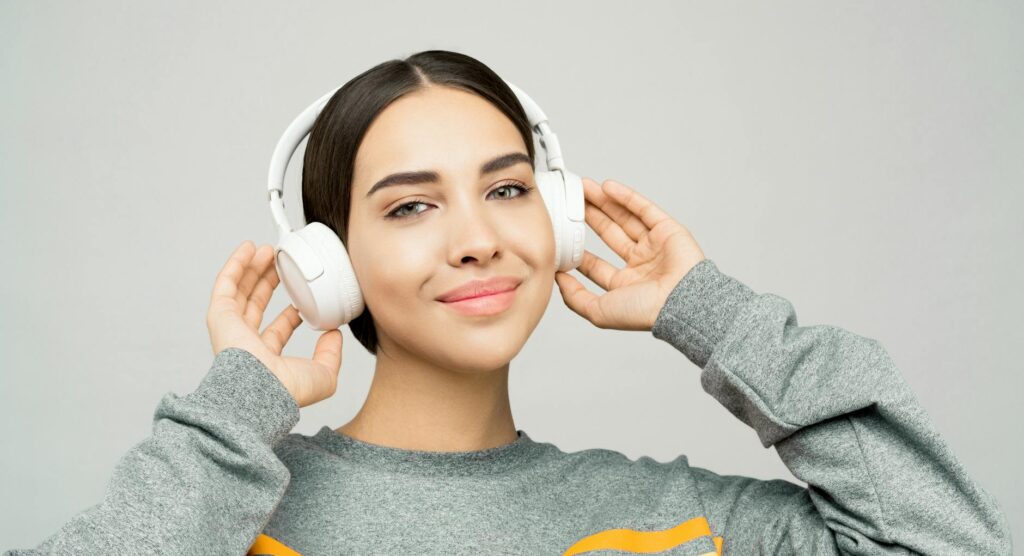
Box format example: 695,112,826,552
4,259,1012,555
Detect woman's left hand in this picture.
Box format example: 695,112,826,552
554,178,707,331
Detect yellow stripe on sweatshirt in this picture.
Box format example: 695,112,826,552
245,520,724,555
247,533,302,556
562,515,721,555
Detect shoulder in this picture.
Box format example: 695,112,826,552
534,441,705,493
687,465,834,551
270,431,329,468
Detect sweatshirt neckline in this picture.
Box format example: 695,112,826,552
307,426,545,477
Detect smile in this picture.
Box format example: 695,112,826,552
438,285,518,316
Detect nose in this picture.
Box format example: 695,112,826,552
446,195,502,267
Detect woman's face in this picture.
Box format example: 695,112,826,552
347,85,556,372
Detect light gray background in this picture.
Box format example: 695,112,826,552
2,0,1020,548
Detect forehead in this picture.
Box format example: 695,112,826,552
352,86,528,195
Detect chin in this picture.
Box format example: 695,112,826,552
439,334,524,373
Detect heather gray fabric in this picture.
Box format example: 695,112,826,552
4,259,1012,555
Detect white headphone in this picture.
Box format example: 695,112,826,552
267,80,585,331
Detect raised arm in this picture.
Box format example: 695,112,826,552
651,258,1012,554
3,347,301,555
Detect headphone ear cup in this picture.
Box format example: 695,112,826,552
274,222,364,331
535,170,585,272
560,169,586,271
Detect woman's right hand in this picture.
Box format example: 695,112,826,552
206,240,344,408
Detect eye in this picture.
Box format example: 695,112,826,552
384,199,430,220
487,180,534,201
383,180,535,220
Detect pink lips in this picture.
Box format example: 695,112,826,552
440,286,518,316
436,276,522,303
436,276,521,317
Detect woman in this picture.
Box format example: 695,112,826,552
6,50,1010,555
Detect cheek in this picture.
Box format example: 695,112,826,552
348,227,436,309
511,203,556,272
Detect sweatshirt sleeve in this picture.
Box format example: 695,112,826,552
3,347,301,556
650,259,1013,555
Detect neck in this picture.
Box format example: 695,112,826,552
336,333,519,452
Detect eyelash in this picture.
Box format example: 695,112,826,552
383,180,535,220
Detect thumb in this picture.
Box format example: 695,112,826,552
312,328,344,372
554,271,600,325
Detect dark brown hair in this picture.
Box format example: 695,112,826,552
301,50,537,356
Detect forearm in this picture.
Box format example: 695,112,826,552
4,348,301,555
652,259,1012,554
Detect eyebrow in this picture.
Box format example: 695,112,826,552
364,151,533,199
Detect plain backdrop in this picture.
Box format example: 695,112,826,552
2,0,1021,548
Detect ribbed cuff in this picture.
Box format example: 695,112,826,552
184,347,301,446
651,259,757,368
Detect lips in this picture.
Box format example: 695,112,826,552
436,276,523,303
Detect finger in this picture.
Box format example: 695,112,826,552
260,304,303,354
601,179,672,231
554,271,606,328
585,202,636,262
312,328,344,374
581,177,605,203
210,240,257,312
575,250,619,292
244,262,279,330
237,244,275,305
584,178,648,242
